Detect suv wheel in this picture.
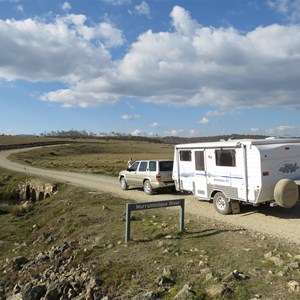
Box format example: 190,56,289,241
120,177,128,190
143,180,153,195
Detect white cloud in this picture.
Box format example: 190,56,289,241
199,117,210,124
250,128,260,132
135,1,151,18
102,0,130,5
16,4,23,12
0,14,123,83
164,129,184,136
205,110,226,117
189,129,200,136
267,0,300,22
121,114,141,120
170,5,198,38
2,6,300,114
61,2,72,11
266,125,297,136
131,129,141,136
150,122,160,128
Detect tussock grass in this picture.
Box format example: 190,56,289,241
1,168,300,299
10,140,174,176
2,140,300,298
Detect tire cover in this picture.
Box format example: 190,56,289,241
274,179,299,208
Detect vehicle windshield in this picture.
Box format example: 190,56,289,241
159,161,173,171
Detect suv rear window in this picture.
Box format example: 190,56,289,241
159,161,173,171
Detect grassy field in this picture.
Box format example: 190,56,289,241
9,139,174,176
2,137,300,298
1,167,300,299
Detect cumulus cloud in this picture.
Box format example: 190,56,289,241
189,129,201,136
102,0,130,5
135,1,151,18
61,2,72,11
121,114,141,120
150,122,160,128
267,0,300,22
16,4,23,12
1,6,300,113
250,127,260,132
199,117,210,124
131,129,141,136
0,14,123,83
266,125,297,136
164,129,184,136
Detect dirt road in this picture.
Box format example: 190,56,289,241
1,147,300,245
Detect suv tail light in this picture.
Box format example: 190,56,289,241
156,173,161,181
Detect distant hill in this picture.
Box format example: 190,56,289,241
158,134,270,144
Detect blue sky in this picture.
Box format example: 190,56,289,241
1,0,300,137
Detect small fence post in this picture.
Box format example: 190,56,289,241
180,201,184,233
125,204,131,243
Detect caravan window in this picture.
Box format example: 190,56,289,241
180,150,192,161
215,150,236,167
195,151,205,171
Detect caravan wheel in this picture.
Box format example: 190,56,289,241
213,192,232,215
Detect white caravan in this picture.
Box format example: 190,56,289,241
172,138,300,214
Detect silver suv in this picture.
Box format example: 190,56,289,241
118,160,174,195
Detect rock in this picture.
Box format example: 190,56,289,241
250,294,262,300
13,284,21,294
288,280,300,292
206,283,228,297
132,291,157,300
163,267,173,279
22,283,47,300
264,252,284,267
269,256,284,267
287,261,299,270
223,270,246,282
157,241,165,248
155,275,174,287
44,236,54,245
36,252,50,262
232,270,248,280
173,284,196,299
248,268,263,277
12,256,29,271
44,285,61,300
7,293,22,300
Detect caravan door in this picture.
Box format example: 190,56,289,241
194,150,208,198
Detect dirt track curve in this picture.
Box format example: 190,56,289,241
1,147,300,245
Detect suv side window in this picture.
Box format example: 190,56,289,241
149,161,157,171
139,162,147,172
130,162,139,171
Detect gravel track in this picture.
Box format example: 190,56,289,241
1,147,300,245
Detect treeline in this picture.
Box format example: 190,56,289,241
40,130,164,143
40,130,269,144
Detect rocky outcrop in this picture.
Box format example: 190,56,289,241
2,241,104,300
